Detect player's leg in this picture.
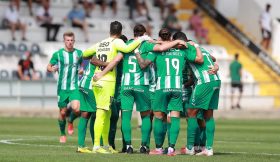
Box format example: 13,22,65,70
58,107,67,143
57,91,69,143
135,86,151,153
109,100,120,149
102,109,117,153
77,111,92,153
236,84,243,109
120,88,134,153
89,112,96,145
166,91,183,156
139,110,151,153
185,83,211,155
68,90,81,135
197,116,206,152
77,88,96,153
230,83,235,109
92,81,115,153
149,90,167,155
196,81,220,156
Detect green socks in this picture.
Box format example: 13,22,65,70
153,117,164,148
169,117,180,147
141,115,151,146
89,112,96,144
78,117,89,147
200,127,206,146
187,117,199,150
58,119,66,136
206,117,215,150
121,111,132,145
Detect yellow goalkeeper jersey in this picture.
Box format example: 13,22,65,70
83,37,141,82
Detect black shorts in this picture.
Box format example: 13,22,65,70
261,29,271,39
231,83,243,92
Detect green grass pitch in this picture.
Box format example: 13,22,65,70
0,117,279,162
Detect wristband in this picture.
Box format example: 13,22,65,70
194,44,199,48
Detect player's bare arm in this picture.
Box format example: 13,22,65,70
208,63,219,74
135,51,152,69
93,54,124,81
153,40,186,52
90,56,109,67
47,63,58,73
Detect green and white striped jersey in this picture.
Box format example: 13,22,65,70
147,47,196,90
79,62,96,89
187,46,220,85
50,48,83,91
121,40,155,86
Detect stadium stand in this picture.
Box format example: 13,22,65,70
0,0,278,109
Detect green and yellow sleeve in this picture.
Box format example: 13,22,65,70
83,43,98,58
114,38,141,53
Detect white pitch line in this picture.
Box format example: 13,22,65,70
0,138,280,156
0,139,75,148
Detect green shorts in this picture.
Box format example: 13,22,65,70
79,88,96,112
152,89,183,114
121,85,150,112
189,81,221,110
150,91,155,108
57,90,80,108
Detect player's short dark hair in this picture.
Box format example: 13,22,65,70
110,21,122,36
133,24,146,37
172,31,188,41
119,35,128,43
235,53,239,60
159,28,171,41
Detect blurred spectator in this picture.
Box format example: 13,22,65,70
260,4,272,50
137,0,152,21
66,3,89,42
17,51,40,80
15,0,42,16
153,0,166,20
36,0,61,41
127,0,137,19
95,0,117,15
189,8,209,44
134,1,152,36
79,0,94,17
4,0,27,41
162,4,181,34
230,53,243,109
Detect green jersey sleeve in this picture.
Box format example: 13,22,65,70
146,51,156,62
49,51,58,65
140,41,155,54
185,43,197,62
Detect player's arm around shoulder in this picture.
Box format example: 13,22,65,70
153,39,186,52
114,37,147,53
83,43,98,59
135,49,154,69
187,41,204,64
93,53,124,81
